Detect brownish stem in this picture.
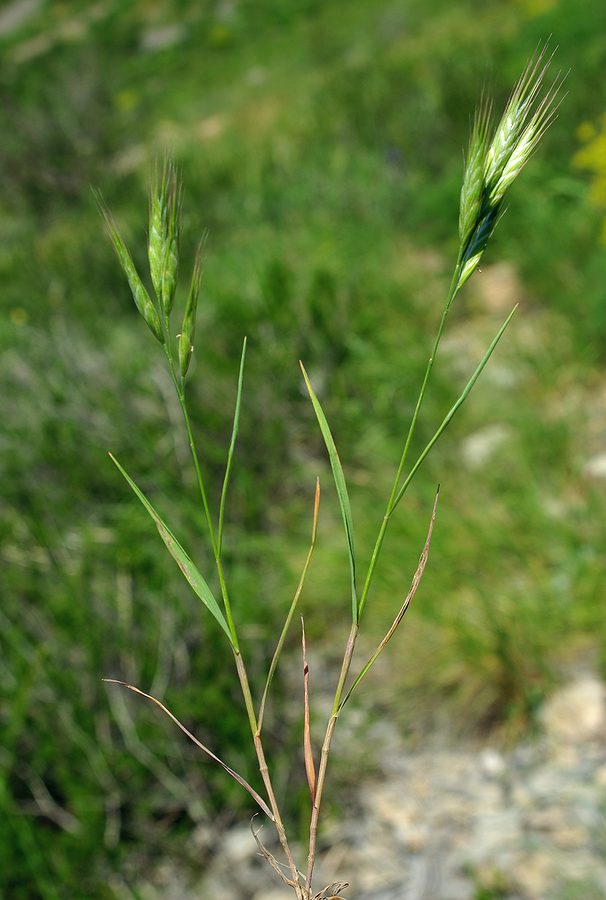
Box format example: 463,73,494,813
306,622,359,892
254,732,305,899
233,652,304,898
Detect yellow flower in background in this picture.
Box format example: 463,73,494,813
576,120,596,143
10,307,27,326
114,89,138,113
574,113,606,241
512,0,557,18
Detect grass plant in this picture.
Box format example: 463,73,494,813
98,49,561,898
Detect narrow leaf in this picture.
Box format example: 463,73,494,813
390,305,518,514
218,336,247,556
258,478,320,731
340,488,439,710
103,679,274,820
109,453,233,644
301,617,316,803
300,362,357,621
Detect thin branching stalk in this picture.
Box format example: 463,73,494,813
306,621,358,892
258,480,321,733
172,356,304,891
101,51,561,899
357,262,461,622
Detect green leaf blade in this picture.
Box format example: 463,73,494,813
300,362,357,621
340,488,439,710
390,304,518,514
217,336,247,557
109,453,233,645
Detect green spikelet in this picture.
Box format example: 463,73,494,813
459,99,491,249
161,229,179,316
485,49,561,203
98,199,164,343
179,241,203,378
148,166,165,301
161,170,181,316
456,47,561,291
148,159,181,316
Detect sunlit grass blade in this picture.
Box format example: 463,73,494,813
103,680,274,820
340,489,439,710
301,617,316,803
217,336,247,557
258,478,320,731
390,304,518,514
108,453,233,644
300,362,357,621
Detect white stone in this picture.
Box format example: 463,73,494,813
541,677,606,742
461,424,509,468
0,0,41,37
480,748,506,778
468,809,520,862
585,453,606,478
471,262,524,315
513,851,553,897
220,823,257,863
140,24,185,51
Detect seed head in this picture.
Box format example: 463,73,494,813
179,239,204,378
97,197,164,343
148,158,181,316
457,47,563,290
459,97,492,249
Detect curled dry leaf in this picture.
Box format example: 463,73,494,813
313,883,349,900
250,817,298,889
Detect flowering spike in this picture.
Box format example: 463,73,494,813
179,239,204,378
459,96,493,248
457,47,562,290
97,197,164,344
148,158,181,316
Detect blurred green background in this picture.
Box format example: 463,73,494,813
1,0,605,895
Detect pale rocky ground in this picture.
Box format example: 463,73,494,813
132,674,606,900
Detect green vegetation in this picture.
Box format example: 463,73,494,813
1,0,605,895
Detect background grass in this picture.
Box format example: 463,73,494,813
1,0,606,895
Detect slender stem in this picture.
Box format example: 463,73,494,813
389,262,461,510
161,322,217,550
306,262,463,891
176,387,240,647
228,656,302,898
177,389,218,554
256,735,305,898
161,326,239,648
183,399,303,892
218,336,247,558
306,621,358,892
357,262,461,620
258,479,320,733
165,338,302,893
